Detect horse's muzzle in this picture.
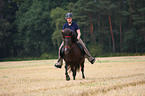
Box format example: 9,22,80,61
64,48,69,53
64,47,70,54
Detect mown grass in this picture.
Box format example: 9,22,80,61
0,56,145,96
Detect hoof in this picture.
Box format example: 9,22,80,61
83,76,85,79
66,75,70,81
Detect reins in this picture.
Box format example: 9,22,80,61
64,36,77,54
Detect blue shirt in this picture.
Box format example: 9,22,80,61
63,22,80,34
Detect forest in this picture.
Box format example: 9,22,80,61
0,0,145,59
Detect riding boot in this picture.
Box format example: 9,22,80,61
54,42,64,68
54,58,63,68
78,39,96,64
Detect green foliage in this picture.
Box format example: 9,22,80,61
0,18,10,40
88,43,104,57
40,53,55,59
52,30,62,48
0,18,11,58
1,0,145,59
50,7,67,47
15,0,52,57
0,0,17,58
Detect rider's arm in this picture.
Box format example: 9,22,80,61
77,29,81,39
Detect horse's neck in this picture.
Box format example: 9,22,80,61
70,43,79,54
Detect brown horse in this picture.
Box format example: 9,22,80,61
61,28,85,81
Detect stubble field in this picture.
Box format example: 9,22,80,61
0,56,145,96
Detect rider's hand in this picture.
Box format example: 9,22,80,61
77,36,80,40
77,29,81,40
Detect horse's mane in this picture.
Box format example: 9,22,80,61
62,28,77,42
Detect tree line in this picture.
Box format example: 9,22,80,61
0,0,145,59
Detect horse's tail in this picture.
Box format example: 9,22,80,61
76,63,81,72
68,63,81,73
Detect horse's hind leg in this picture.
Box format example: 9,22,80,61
72,67,76,80
81,62,85,79
65,65,70,81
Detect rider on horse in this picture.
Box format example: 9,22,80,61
54,13,96,68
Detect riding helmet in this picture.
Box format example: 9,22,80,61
65,13,73,19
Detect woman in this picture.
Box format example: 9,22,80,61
55,13,95,68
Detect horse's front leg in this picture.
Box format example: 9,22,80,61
81,62,85,79
72,67,76,80
65,64,70,81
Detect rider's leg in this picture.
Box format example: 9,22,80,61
54,41,64,68
78,39,96,64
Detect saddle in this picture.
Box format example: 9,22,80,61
60,43,85,58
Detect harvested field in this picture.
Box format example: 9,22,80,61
0,56,145,96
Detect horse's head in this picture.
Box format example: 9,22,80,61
61,28,75,53
61,28,73,37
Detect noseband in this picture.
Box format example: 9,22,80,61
64,36,77,51
65,36,71,38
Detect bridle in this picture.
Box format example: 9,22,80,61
64,36,77,53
